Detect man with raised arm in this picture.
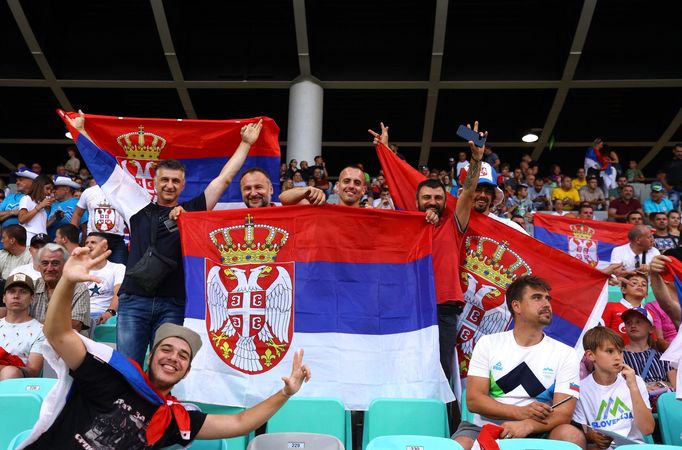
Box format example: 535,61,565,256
64,112,264,366
23,241,310,449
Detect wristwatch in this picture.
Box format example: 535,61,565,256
105,309,117,316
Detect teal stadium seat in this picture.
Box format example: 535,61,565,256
267,397,352,450
367,435,463,450
459,388,474,423
7,429,32,450
497,438,582,449
362,398,449,450
184,402,253,450
93,315,117,343
248,433,344,450
618,445,681,450
189,437,229,450
655,391,682,446
0,393,43,450
0,377,56,399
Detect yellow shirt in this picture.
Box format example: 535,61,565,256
552,187,581,210
572,178,587,191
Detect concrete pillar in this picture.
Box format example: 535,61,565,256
286,78,323,167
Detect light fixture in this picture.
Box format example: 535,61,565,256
65,132,73,140
521,128,543,143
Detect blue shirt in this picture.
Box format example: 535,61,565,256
47,197,87,239
0,192,25,227
643,197,674,214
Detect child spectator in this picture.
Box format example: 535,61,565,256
573,326,654,447
626,160,645,183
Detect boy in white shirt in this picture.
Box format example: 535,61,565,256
574,326,654,448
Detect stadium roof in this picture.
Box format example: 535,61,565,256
1,0,681,176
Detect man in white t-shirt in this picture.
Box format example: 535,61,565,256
452,275,585,449
71,185,128,264
609,225,660,273
83,233,125,324
0,273,45,379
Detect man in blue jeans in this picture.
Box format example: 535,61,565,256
65,112,264,365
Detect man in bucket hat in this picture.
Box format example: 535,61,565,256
22,241,311,449
0,167,37,229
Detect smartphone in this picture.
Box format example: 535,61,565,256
456,125,487,148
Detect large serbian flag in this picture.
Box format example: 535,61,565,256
173,205,454,410
57,110,281,208
376,143,609,378
533,213,631,269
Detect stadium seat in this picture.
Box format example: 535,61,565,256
0,377,56,399
0,393,43,450
618,445,681,450
655,391,682,446
497,438,582,449
247,432,344,450
266,397,351,450
367,435,463,450
184,402,252,450
7,429,32,450
459,389,474,423
362,398,449,450
93,315,117,343
190,438,229,450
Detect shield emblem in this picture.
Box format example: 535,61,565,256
94,206,116,232
117,157,157,200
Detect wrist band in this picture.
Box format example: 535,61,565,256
106,309,117,316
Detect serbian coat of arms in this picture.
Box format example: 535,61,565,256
116,125,164,201
205,215,294,374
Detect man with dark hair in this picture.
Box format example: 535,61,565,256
579,176,607,210
23,241,310,449
658,143,682,209
452,275,583,449
578,203,594,220
66,113,264,366
651,212,678,253
335,166,367,208
626,210,644,225
83,232,126,324
239,167,277,208
0,224,31,279
608,185,643,223
54,223,80,254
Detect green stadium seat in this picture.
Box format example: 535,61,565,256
0,393,43,450
362,398,449,450
497,438,581,449
184,401,252,450
655,391,682,446
367,435,463,450
0,377,56,399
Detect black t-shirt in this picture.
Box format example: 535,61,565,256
662,159,682,190
27,352,206,449
120,194,207,298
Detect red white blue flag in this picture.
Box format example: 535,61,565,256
533,213,631,269
174,205,454,409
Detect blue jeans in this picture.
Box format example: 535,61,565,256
116,293,185,367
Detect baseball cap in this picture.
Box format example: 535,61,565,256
153,323,203,361
621,307,654,326
651,182,664,192
14,168,38,180
30,234,49,247
458,161,505,205
53,175,82,189
4,273,34,293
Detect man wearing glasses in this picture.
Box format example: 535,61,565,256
29,243,90,334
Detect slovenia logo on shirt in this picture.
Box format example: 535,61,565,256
542,367,554,377
492,361,503,371
593,396,633,428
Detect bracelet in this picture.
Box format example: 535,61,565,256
105,308,117,316
281,388,292,398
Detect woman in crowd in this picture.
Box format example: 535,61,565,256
667,210,681,240
18,174,55,243
442,174,455,194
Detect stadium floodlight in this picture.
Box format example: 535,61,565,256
521,133,538,143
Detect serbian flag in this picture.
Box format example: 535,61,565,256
173,205,454,410
57,110,281,210
533,213,631,269
660,256,682,397
376,143,609,379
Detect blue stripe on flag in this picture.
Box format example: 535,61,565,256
108,350,161,405
533,227,569,253
183,256,437,335
544,314,584,348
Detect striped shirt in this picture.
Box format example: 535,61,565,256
624,349,672,383
29,278,90,334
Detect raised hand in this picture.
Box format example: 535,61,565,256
466,121,488,162
61,240,110,284
64,110,86,133
281,349,311,397
241,119,263,145
368,122,390,146
650,254,671,274
621,363,637,387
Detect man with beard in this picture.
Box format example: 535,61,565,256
452,276,584,449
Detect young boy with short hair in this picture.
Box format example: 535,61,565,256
573,326,654,448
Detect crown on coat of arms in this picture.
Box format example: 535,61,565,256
210,215,289,264
569,224,595,241
463,236,531,289
116,126,166,160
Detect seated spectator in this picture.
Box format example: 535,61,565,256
643,182,674,214
452,275,583,449
668,210,681,240
46,176,83,240
0,168,36,230
483,145,500,169
292,171,306,187
18,174,55,244
0,224,31,280
548,163,562,187
83,233,125,324
578,204,594,220
77,167,91,183
608,175,629,201
609,225,660,273
572,168,588,191
372,188,395,210
574,326,653,447
601,273,655,344
645,299,677,351
30,243,90,334
285,159,299,179
506,183,533,218
651,212,678,253
312,155,328,178
608,184,643,223
442,174,455,194
551,176,580,211
55,165,67,177
279,162,288,185
311,167,330,193
622,307,676,408
64,146,80,176
579,175,608,210
658,143,682,210
53,223,80,254
9,233,48,282
550,198,569,216
455,151,469,178
0,273,45,379
497,163,511,186
626,210,644,225
299,160,311,180
504,167,524,195
626,160,646,182
31,163,42,176
528,177,552,211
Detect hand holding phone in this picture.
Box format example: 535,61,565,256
456,124,487,148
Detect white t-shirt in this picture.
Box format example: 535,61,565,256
573,373,650,443
467,330,580,427
609,244,660,272
18,196,47,243
77,185,126,236
9,263,42,282
87,261,126,314
488,212,529,235
0,318,45,364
